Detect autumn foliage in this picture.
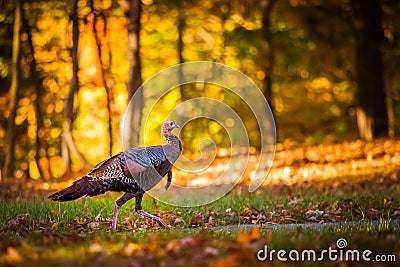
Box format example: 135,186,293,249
0,0,400,179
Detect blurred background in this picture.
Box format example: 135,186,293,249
0,0,399,180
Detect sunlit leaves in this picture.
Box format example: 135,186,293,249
1,0,400,178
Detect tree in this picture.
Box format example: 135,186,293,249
261,0,277,142
351,0,388,140
261,0,276,111
21,1,47,178
177,0,185,100
90,1,115,156
63,0,91,171
3,0,22,178
120,0,143,147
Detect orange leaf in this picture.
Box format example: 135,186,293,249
51,222,58,230
237,227,260,244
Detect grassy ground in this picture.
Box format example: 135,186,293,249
1,140,400,266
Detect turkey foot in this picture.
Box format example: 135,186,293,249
134,194,170,229
137,209,171,228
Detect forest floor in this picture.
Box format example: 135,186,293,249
1,139,400,266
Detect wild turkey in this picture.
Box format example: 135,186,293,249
48,121,181,230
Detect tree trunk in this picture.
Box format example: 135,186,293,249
261,0,276,114
120,0,143,147
177,0,190,118
177,0,185,98
21,3,47,178
63,0,91,171
351,0,388,140
386,85,395,138
90,3,115,156
259,0,277,147
176,0,187,185
3,0,22,178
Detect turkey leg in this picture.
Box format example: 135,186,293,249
111,192,135,231
135,194,170,228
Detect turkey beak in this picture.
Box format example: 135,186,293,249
173,123,180,129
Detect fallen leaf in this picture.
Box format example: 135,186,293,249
289,197,303,205
88,222,100,229
89,243,103,254
241,207,252,216
5,247,22,263
180,236,197,247
124,242,140,256
174,218,182,224
204,246,219,256
307,216,318,222
166,236,201,253
51,222,58,230
212,254,239,267
237,227,260,244
51,209,60,214
392,210,400,216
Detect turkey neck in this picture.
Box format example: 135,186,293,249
165,133,182,151
163,132,182,164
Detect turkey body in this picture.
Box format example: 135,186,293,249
48,121,181,230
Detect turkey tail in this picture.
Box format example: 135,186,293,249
48,177,98,202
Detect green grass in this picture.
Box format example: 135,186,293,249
1,212,399,266
1,171,400,266
1,177,399,234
